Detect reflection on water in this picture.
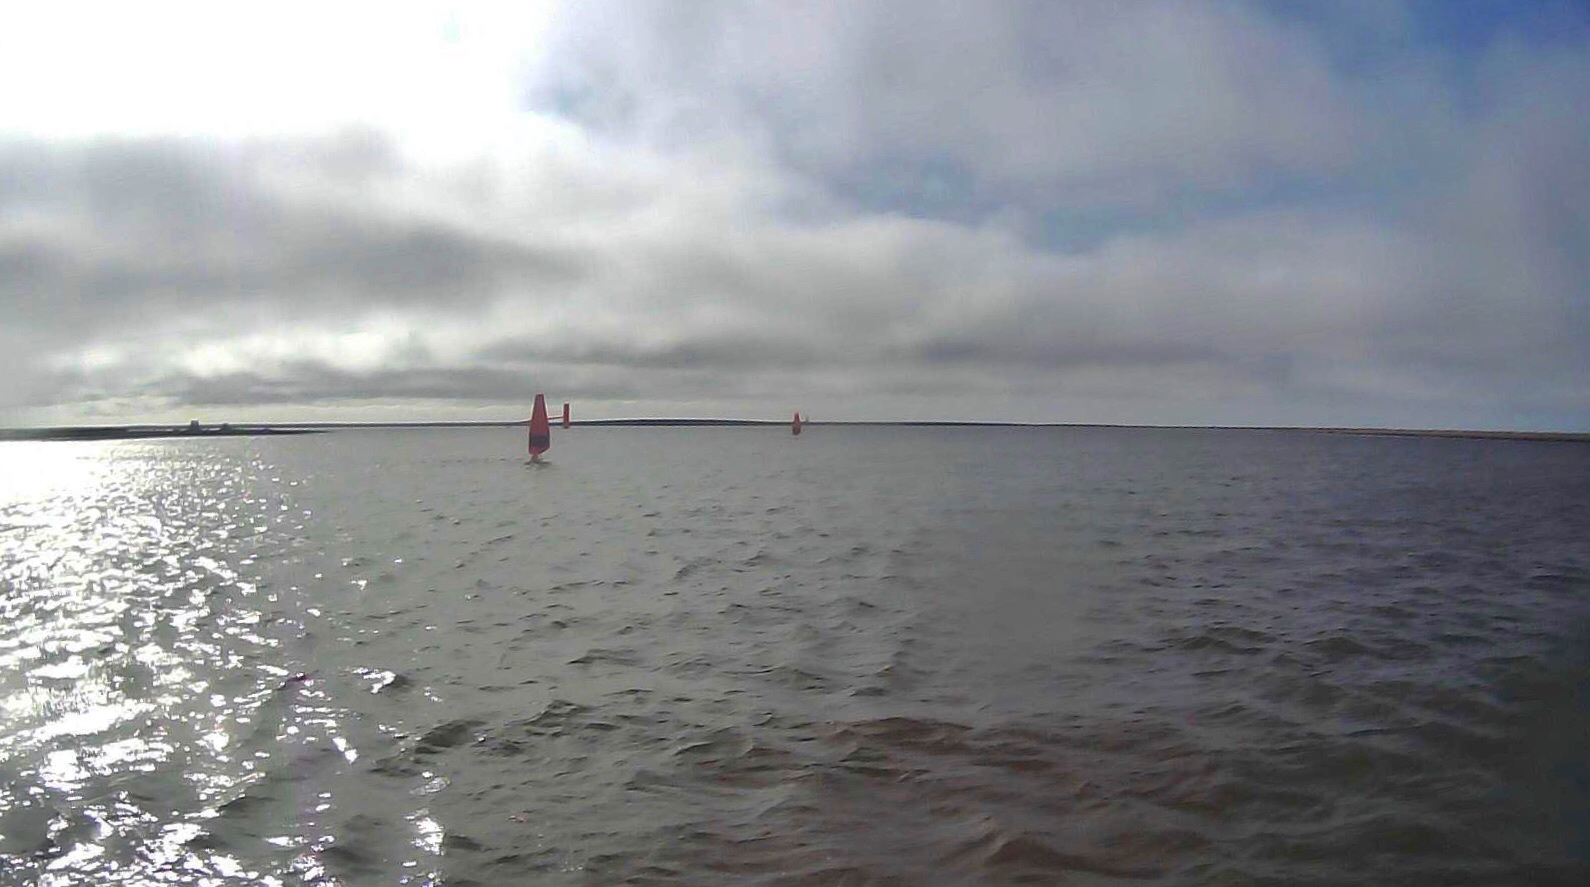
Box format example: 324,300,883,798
0,439,442,885
2,428,1588,885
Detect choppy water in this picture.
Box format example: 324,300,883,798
2,426,1587,885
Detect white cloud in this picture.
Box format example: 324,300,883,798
0,1,557,150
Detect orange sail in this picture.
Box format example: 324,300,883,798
562,402,571,429
792,412,802,435
529,394,551,457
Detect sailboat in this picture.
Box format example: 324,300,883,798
792,412,803,435
528,394,570,460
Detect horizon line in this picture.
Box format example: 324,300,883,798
2,419,1586,444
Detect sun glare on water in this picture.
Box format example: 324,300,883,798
0,441,114,505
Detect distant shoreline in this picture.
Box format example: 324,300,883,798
0,426,325,442
2,421,1585,443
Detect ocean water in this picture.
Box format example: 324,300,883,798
2,426,1587,886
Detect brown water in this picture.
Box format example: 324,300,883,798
2,427,1587,885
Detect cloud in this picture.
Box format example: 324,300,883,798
1,2,1586,430
0,134,583,330
531,0,1366,205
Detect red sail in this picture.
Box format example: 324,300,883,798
792,412,802,435
529,394,551,456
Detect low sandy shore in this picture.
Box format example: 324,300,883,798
0,426,325,442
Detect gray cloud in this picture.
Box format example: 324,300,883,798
163,363,639,407
479,332,823,373
0,135,582,345
911,335,1227,371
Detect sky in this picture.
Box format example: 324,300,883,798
1,1,1587,430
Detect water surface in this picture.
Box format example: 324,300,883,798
3,427,1587,884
